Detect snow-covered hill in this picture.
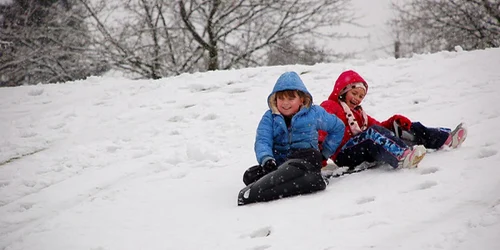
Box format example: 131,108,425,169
1,48,499,250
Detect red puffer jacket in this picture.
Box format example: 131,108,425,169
319,70,395,161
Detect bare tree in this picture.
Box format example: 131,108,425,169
267,38,329,66
79,0,205,79
0,0,106,86
389,0,500,58
80,0,356,79
178,0,355,71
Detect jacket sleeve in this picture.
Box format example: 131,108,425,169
254,110,275,165
318,100,343,143
315,106,345,159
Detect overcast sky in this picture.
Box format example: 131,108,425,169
0,0,401,59
327,0,402,60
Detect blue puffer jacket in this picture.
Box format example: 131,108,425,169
254,71,345,166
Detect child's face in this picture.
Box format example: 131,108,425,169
277,92,303,117
344,87,366,109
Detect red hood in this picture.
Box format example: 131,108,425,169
328,70,368,101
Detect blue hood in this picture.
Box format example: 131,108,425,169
267,71,313,109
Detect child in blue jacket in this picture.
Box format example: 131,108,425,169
238,71,345,205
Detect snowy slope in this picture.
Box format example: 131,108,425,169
1,48,499,250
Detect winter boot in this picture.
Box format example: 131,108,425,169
398,145,426,168
442,123,467,149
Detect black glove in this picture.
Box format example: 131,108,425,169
262,159,277,173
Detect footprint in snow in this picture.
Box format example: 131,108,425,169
23,179,37,188
400,180,438,194
168,116,184,122
329,211,367,220
93,101,107,106
0,180,10,188
227,88,247,94
419,166,439,175
202,113,218,120
20,202,35,211
169,130,181,136
64,112,77,119
477,148,497,159
48,122,66,130
182,104,196,109
356,196,376,205
249,245,271,250
106,145,121,153
168,169,188,179
90,247,107,250
188,84,220,93
19,131,37,138
9,201,36,212
367,220,390,229
415,180,438,190
241,226,272,239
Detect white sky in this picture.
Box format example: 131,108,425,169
0,47,499,249
0,0,401,60
90,0,403,61
327,0,404,60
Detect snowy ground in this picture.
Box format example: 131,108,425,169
1,48,500,250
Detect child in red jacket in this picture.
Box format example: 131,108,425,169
319,70,467,169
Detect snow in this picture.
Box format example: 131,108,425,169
1,48,500,250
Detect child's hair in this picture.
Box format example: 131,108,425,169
275,90,312,107
269,90,312,114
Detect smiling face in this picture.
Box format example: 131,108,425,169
276,90,304,117
344,87,366,109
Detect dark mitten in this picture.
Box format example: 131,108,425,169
262,159,277,173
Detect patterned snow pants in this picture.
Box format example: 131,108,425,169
399,122,450,149
334,123,450,169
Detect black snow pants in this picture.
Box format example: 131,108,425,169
238,148,327,206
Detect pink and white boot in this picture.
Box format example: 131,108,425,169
442,123,467,149
398,145,427,169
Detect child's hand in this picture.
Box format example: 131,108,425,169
262,159,277,172
392,114,412,130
